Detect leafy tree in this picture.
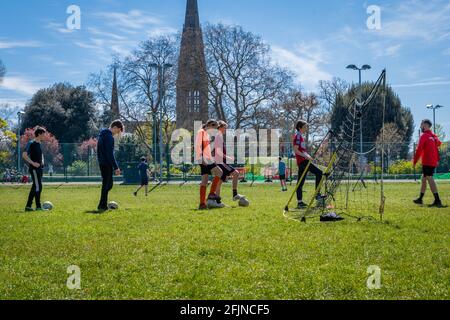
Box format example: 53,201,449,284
0,117,16,169
20,127,63,167
331,82,414,159
116,134,148,164
21,83,98,143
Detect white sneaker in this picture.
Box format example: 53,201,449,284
233,194,246,201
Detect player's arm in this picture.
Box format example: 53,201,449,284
293,144,312,161
413,135,425,166
22,145,40,168
105,134,120,175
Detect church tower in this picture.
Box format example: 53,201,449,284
176,0,208,131
110,67,120,120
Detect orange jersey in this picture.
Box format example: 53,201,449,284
195,128,214,164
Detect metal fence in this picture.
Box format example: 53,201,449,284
1,140,449,184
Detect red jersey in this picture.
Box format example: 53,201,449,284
214,132,227,165
413,130,441,167
293,132,307,165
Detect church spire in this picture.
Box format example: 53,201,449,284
176,0,209,131
110,67,120,119
184,0,200,30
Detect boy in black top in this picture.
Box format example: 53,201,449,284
134,157,149,197
97,120,124,211
22,127,46,212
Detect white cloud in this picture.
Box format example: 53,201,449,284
0,40,42,49
46,22,75,34
0,76,42,96
271,45,332,91
376,1,450,42
96,10,162,30
392,80,450,88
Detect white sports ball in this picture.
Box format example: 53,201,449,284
239,197,250,207
42,201,54,210
108,201,119,210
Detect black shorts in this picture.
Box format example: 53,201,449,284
422,166,436,177
279,175,286,180
218,164,236,182
141,178,149,186
200,164,218,176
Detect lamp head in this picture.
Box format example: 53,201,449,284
346,64,358,70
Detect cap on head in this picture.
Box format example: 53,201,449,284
141,157,147,162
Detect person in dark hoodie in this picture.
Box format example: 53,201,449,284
97,120,124,212
413,119,443,208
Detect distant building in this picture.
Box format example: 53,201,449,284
176,0,209,131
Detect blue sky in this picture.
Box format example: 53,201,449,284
1,0,449,137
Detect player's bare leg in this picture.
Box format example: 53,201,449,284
414,176,428,205
427,176,442,207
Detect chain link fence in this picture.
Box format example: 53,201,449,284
1,140,449,184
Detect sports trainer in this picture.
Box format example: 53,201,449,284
413,119,443,208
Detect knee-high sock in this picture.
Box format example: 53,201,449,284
209,177,220,196
200,186,207,205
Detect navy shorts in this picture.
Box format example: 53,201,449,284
422,166,436,177
218,164,237,182
141,178,149,186
200,164,218,176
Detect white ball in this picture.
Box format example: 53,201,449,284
42,201,53,210
239,197,250,207
108,201,119,210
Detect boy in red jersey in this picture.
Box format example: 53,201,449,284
195,119,223,210
413,119,443,207
293,120,324,209
213,121,246,206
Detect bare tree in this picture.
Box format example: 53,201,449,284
89,36,178,150
376,122,404,170
204,23,292,129
0,104,20,126
318,77,350,112
271,87,326,143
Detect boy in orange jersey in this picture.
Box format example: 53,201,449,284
195,119,223,210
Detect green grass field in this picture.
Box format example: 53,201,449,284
0,182,449,300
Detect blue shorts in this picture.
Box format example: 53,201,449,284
141,178,149,186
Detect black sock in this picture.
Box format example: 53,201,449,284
419,193,425,200
434,193,441,202
233,189,238,197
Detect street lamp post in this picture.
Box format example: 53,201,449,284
346,64,371,170
17,111,25,173
426,104,445,131
150,63,173,181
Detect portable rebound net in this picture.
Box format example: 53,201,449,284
283,69,388,223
